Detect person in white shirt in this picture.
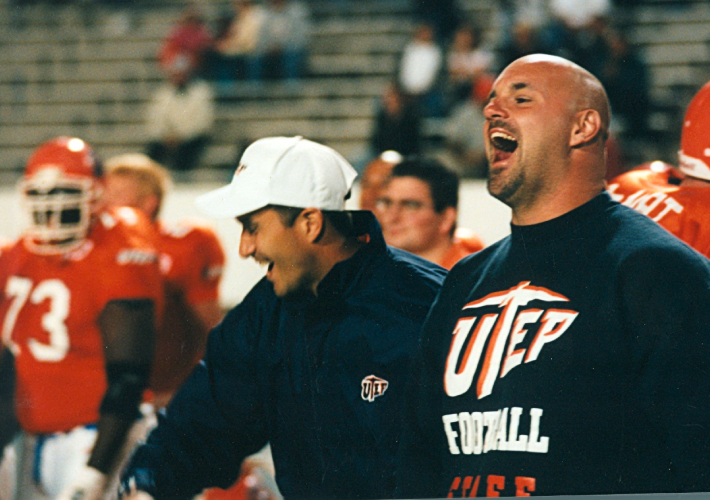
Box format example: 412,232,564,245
146,53,215,172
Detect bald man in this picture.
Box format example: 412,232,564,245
396,54,710,497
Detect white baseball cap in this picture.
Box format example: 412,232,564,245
195,136,358,219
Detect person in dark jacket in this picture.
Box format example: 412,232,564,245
119,136,446,500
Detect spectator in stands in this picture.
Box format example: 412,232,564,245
398,22,445,117
444,23,495,111
103,153,226,409
547,0,611,60
254,0,311,82
359,150,402,212
375,157,484,269
370,82,422,159
146,53,215,173
208,0,266,85
599,29,651,140
412,0,462,44
496,21,547,72
443,75,495,178
159,5,214,77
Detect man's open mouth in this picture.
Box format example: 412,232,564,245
490,131,518,153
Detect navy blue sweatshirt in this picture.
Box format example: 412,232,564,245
397,192,710,497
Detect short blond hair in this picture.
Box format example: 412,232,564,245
104,153,172,212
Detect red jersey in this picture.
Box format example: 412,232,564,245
440,228,485,270
0,207,163,434
150,218,225,394
608,167,710,257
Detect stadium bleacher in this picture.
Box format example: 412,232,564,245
0,0,709,183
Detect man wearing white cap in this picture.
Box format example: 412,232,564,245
119,136,447,499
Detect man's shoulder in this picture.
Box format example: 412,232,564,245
606,202,710,272
608,166,680,196
89,208,160,262
385,246,448,288
158,218,221,245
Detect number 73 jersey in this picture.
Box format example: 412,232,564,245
0,208,163,434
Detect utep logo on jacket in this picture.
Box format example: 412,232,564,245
444,281,578,399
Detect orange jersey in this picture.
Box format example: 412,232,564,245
608,168,710,258
0,207,163,434
150,219,225,393
440,228,485,270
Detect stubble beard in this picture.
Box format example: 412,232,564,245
487,164,525,207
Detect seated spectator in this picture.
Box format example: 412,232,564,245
375,157,484,268
599,29,651,140
359,150,403,212
254,0,311,82
370,82,422,159
443,74,494,178
159,5,214,77
146,53,215,172
412,0,462,44
496,21,547,71
398,22,445,117
208,0,266,84
444,23,495,110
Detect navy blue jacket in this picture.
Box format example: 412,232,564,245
121,211,446,499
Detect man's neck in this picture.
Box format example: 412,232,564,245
511,182,605,226
416,239,453,267
311,237,366,296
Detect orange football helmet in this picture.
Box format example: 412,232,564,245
679,81,710,181
20,137,102,254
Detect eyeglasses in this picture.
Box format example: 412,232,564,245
374,197,432,213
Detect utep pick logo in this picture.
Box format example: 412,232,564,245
234,162,248,178
361,375,389,402
445,281,578,400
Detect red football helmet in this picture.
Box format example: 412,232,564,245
20,137,102,254
679,80,710,181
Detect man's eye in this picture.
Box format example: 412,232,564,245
516,97,531,104
402,201,423,211
375,198,392,209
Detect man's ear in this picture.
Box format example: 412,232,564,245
298,208,325,243
143,194,161,221
439,207,457,236
570,109,602,148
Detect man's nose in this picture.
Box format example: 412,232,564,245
483,96,507,120
239,230,256,258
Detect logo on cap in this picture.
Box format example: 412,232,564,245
361,375,389,402
235,162,248,176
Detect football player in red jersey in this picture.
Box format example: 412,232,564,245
102,153,226,408
608,80,710,257
0,137,163,500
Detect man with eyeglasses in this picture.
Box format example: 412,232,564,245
375,157,484,268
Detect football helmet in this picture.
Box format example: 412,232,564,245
679,80,710,181
20,137,102,254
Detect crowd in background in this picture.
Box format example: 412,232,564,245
70,0,656,178
369,0,654,179
0,0,673,179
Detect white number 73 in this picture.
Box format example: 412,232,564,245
2,276,70,362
